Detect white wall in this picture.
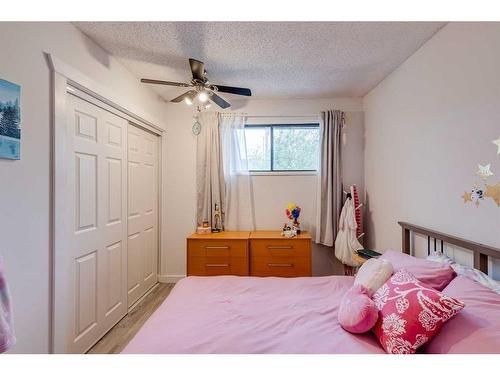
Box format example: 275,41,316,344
162,98,364,280
0,22,166,353
363,23,500,261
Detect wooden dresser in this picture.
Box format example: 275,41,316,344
249,231,312,277
186,231,312,277
186,231,250,276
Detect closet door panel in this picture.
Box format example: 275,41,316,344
127,124,159,307
127,161,142,232
106,157,122,225
75,152,98,232
143,164,155,214
56,94,128,354
99,110,128,331
143,226,156,283
106,121,123,148
105,241,123,316
75,110,97,141
127,232,143,305
75,251,98,339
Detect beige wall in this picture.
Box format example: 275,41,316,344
363,23,500,275
161,98,365,280
0,22,166,353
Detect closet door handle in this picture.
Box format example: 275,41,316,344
205,263,230,267
267,246,293,249
205,246,230,249
268,263,294,268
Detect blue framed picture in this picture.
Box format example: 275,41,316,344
0,79,21,160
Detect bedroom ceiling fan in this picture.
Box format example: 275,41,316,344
140,58,252,109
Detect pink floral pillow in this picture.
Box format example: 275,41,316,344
372,269,465,354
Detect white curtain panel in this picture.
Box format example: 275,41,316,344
219,113,256,231
196,112,224,228
315,110,344,246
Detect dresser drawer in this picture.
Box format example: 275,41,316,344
250,239,311,258
250,256,311,277
188,256,249,276
187,239,248,258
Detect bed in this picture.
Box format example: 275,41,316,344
122,275,385,354
122,222,500,354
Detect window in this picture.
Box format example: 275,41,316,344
245,123,320,172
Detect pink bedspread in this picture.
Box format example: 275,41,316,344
423,275,500,354
122,276,385,354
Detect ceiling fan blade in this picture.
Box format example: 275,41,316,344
141,78,191,87
189,58,206,81
210,93,231,109
170,90,197,103
214,85,252,96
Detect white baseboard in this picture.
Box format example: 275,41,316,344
128,283,159,312
158,274,185,283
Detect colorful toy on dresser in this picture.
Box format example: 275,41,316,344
282,203,302,237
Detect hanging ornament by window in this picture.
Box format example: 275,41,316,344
192,120,201,136
192,113,201,136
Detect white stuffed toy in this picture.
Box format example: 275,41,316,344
354,258,394,296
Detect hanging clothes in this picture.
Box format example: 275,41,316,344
0,258,15,353
334,197,363,267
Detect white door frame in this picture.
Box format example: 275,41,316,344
47,53,164,353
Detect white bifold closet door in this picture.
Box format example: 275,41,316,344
127,124,159,307
58,94,129,353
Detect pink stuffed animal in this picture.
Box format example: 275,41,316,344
338,284,378,334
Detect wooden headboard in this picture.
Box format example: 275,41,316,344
399,221,500,274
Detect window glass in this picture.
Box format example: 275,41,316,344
244,124,320,171
273,125,320,171
244,126,271,171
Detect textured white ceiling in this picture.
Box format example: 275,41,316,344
74,22,445,100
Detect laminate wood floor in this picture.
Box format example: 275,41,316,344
87,283,175,354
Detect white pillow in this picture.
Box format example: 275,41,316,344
427,252,500,295
354,258,393,296
427,251,454,265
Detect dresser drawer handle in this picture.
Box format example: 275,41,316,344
268,263,294,267
267,246,293,249
205,263,230,267
205,246,230,249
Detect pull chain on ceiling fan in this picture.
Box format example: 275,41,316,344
141,58,252,109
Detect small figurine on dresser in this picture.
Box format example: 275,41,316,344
281,222,296,238
196,219,211,234
212,203,223,233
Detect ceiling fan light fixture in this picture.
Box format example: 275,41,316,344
197,91,209,102
141,58,251,109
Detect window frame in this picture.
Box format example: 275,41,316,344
244,123,320,173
